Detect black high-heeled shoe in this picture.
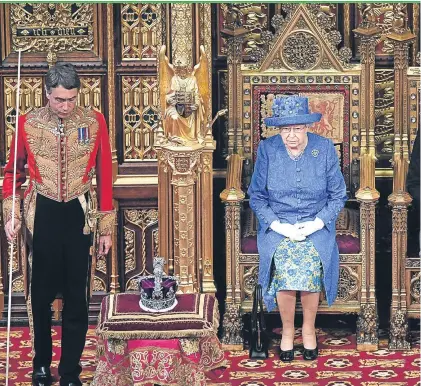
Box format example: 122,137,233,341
303,335,319,360
280,348,294,362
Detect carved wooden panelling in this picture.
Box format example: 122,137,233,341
123,208,158,291
78,76,102,112
3,77,43,159
10,4,94,53
121,4,159,61
1,4,103,63
122,76,158,160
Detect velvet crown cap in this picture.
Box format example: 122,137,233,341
138,257,178,313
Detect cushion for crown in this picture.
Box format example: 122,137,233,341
96,292,219,340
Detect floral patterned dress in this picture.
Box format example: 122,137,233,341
267,238,323,297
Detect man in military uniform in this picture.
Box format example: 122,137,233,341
3,63,115,386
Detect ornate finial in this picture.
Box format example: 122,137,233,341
154,119,166,146
358,3,377,28
46,50,57,68
391,4,408,34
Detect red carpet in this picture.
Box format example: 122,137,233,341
0,326,419,385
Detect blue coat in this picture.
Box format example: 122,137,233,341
247,133,347,311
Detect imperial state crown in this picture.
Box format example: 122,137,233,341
138,257,178,313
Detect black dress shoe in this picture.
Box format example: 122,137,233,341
279,348,294,362
303,334,319,360
32,366,52,386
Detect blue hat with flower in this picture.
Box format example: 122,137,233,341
264,95,321,127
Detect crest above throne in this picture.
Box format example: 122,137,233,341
244,4,355,73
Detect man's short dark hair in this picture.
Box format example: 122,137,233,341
45,63,81,93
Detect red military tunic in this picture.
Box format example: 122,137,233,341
2,105,115,238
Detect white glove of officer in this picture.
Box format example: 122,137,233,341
294,217,324,237
270,220,306,242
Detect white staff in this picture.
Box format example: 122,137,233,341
6,48,22,386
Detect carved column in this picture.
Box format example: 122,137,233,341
200,135,217,293
353,23,380,351
220,153,245,349
161,144,203,292
387,23,415,350
221,20,248,156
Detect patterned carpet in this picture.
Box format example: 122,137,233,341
0,325,420,385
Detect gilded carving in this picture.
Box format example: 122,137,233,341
122,76,158,160
251,5,351,70
124,226,136,274
282,32,321,71
93,277,106,292
357,304,379,346
392,208,408,233
410,272,420,304
4,77,43,158
221,302,243,346
375,70,395,157
243,266,258,299
10,4,94,53
121,4,159,60
124,209,158,276
389,309,410,350
12,276,24,292
78,77,102,112
96,255,107,275
337,266,359,302
219,4,267,57
199,3,212,124
171,4,193,69
357,3,410,54
126,278,139,292
306,4,337,32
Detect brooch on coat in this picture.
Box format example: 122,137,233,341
78,127,90,144
311,149,319,157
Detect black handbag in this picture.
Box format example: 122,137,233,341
249,284,269,359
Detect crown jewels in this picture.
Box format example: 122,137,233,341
138,257,178,313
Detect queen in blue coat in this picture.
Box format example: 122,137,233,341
248,95,347,362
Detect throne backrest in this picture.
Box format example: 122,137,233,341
239,5,363,198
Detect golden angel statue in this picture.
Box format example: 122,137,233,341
159,45,210,144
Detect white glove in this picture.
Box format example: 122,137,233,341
270,221,306,241
294,217,324,237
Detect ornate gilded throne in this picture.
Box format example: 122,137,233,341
220,5,380,351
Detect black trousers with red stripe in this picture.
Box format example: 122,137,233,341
30,193,91,383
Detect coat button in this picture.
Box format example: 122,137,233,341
296,168,301,172
297,178,301,182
